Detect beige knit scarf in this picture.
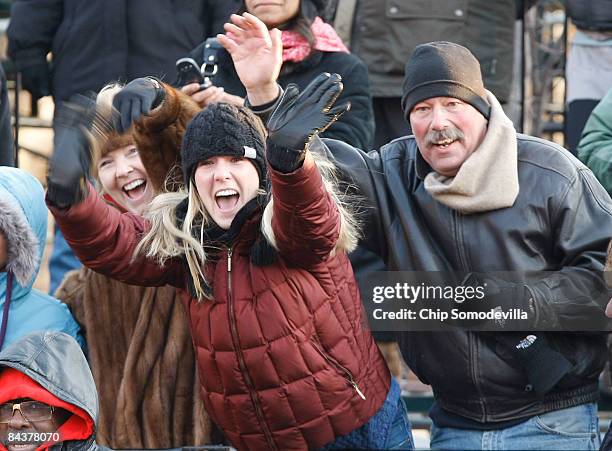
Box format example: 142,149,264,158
423,91,519,214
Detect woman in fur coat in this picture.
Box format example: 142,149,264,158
46,74,412,450
54,85,210,448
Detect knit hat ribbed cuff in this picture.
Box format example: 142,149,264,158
402,80,491,120
181,103,267,186
401,41,491,120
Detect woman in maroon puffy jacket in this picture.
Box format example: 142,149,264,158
47,74,412,450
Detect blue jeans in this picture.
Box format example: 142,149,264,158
322,378,414,449
430,403,600,450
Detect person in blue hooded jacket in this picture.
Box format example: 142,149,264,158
0,166,82,350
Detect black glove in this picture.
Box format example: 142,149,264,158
47,95,96,208
495,333,572,397
19,62,51,101
266,72,350,173
448,273,533,330
112,77,165,133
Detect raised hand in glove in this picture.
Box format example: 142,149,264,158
112,77,165,133
47,95,96,208
266,72,350,173
20,61,51,101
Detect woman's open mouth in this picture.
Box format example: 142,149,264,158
215,189,240,210
122,178,147,200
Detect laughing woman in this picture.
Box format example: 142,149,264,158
47,75,412,450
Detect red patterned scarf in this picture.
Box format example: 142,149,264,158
281,16,349,63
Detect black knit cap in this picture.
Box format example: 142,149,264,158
401,41,491,120
181,103,267,187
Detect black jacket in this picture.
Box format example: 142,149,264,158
7,0,237,103
332,0,516,101
191,45,375,150
0,65,14,166
317,133,612,422
566,0,612,31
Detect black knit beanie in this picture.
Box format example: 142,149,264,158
181,103,267,187
401,41,491,120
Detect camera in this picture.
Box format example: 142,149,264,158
175,57,209,90
175,38,221,91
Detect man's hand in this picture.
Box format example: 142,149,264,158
20,61,51,101
112,77,165,133
180,83,244,108
266,73,350,172
47,95,96,208
217,12,282,106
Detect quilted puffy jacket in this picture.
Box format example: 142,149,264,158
50,154,391,450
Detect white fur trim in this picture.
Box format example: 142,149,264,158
0,196,39,286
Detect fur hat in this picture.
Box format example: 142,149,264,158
181,103,267,187
401,41,491,120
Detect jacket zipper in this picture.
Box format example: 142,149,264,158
453,211,487,419
226,248,278,451
310,338,366,400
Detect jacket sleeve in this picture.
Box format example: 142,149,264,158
577,90,612,197
48,186,186,289
319,56,375,150
7,0,62,68
311,136,389,260
531,166,612,330
268,152,342,266
132,83,201,191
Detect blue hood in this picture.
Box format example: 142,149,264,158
0,167,83,351
0,166,47,302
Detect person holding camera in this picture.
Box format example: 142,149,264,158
182,0,374,150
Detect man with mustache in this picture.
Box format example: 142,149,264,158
319,41,612,450
226,23,612,448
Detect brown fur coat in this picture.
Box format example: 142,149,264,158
56,268,210,448
131,84,201,191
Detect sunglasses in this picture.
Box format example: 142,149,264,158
0,401,55,423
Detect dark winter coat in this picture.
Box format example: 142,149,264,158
334,0,516,101
50,155,391,451
0,66,13,167
566,0,612,31
7,0,237,103
315,111,612,422
190,45,375,150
